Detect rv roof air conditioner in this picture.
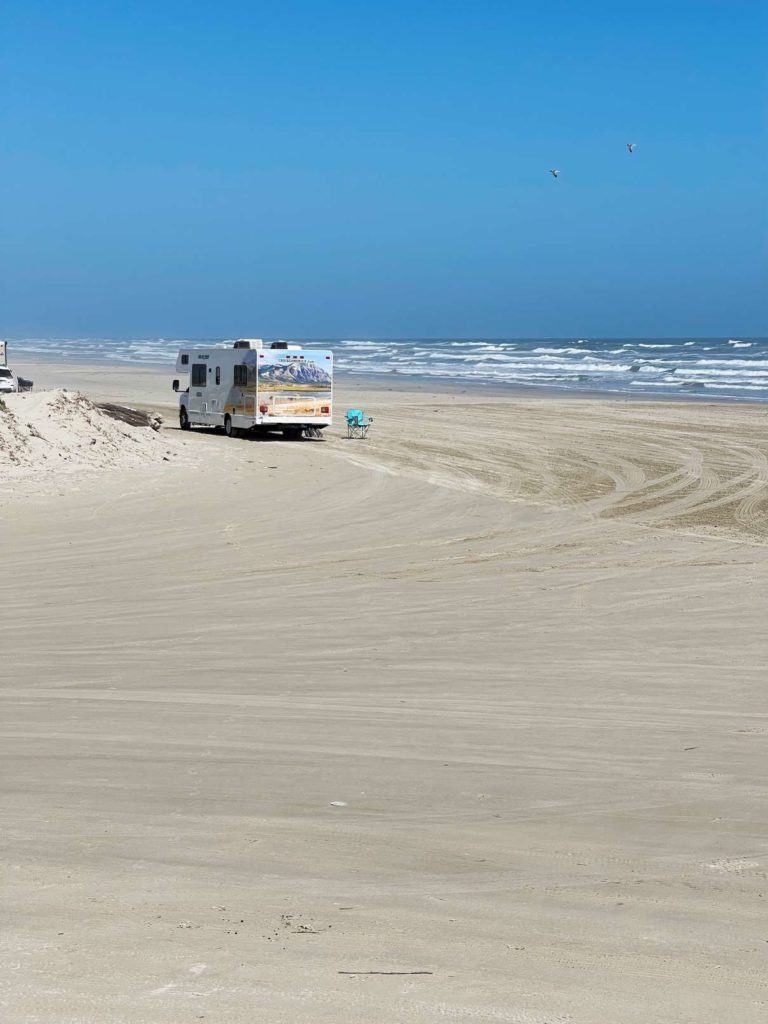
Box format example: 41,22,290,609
234,338,264,349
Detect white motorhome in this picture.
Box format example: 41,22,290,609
173,339,333,439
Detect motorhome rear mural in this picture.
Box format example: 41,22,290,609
256,350,332,420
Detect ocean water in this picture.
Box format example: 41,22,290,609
10,336,768,401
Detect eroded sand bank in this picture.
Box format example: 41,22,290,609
2,361,768,1023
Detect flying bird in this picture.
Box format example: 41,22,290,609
549,168,560,178
626,143,637,153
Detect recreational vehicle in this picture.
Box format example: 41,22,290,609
173,339,333,439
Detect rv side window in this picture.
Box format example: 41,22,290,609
234,365,247,386
215,366,221,385
191,364,207,387
180,353,189,365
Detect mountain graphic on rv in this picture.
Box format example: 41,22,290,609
258,360,332,387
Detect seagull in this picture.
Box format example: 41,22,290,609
549,168,560,178
626,143,637,153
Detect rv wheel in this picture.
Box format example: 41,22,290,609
179,407,190,430
224,415,235,438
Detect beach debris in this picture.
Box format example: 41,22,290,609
26,422,46,440
280,913,326,935
549,168,560,178
627,142,637,153
330,801,348,807
339,970,433,976
97,402,163,431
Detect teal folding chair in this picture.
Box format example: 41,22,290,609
346,409,373,438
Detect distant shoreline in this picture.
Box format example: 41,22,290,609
11,352,766,406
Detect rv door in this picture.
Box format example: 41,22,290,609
188,362,208,420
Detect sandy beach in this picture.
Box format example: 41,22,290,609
2,360,768,1023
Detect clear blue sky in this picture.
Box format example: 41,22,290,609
2,1,765,337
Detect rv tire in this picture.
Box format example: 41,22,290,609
179,407,190,430
224,415,235,438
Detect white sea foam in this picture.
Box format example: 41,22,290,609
471,360,635,372
694,359,768,368
338,340,390,350
676,368,768,377
532,347,594,355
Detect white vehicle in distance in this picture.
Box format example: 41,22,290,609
0,366,18,394
173,339,333,439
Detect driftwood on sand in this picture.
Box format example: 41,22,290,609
96,403,163,431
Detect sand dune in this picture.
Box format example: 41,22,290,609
0,389,180,496
2,363,768,1023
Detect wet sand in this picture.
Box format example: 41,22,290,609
2,360,768,1023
